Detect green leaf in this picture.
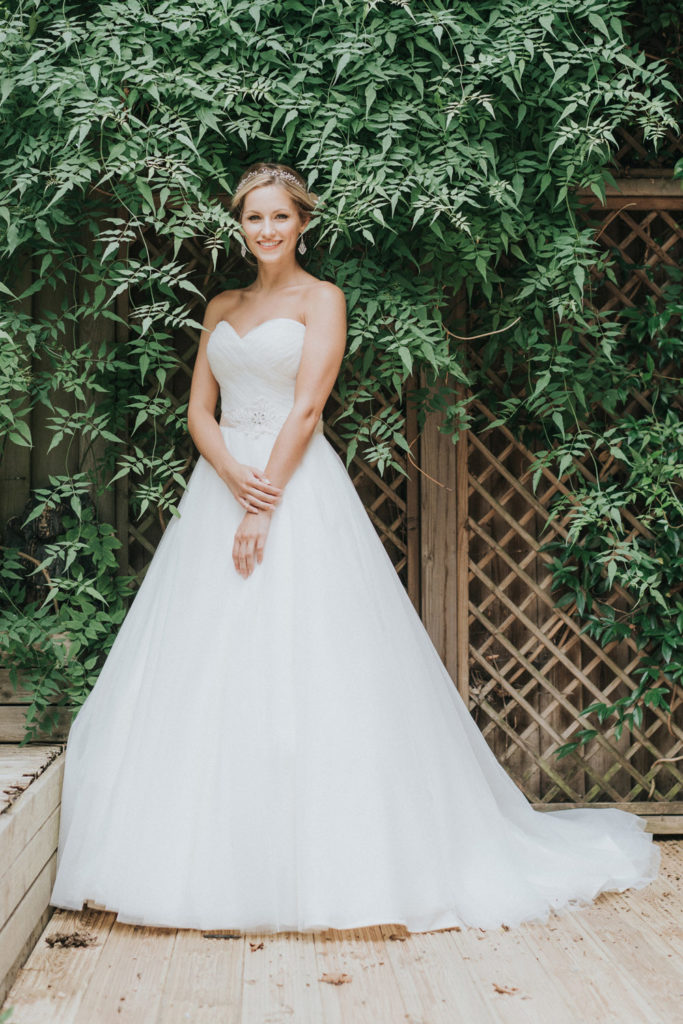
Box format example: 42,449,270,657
588,12,609,36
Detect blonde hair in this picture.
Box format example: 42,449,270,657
229,162,319,224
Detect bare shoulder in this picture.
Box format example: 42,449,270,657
304,280,346,319
208,287,243,316
308,279,346,304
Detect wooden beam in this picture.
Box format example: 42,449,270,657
531,801,683,835
577,176,683,209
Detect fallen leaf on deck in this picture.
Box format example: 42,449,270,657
46,930,96,948
320,972,352,985
249,941,264,951
492,983,519,995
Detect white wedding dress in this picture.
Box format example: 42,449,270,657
49,317,660,933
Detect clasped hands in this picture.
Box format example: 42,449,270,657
224,462,283,579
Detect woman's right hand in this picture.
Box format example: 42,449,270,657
223,461,283,513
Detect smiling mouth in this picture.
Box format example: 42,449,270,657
258,240,282,249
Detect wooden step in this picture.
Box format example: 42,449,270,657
0,745,65,1006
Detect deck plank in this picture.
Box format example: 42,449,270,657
565,894,683,1016
518,920,628,1024
379,922,500,1023
313,925,409,1024
443,922,580,1024
1,908,116,1023
154,929,245,1024
548,905,676,1023
70,920,176,1024
240,929,325,1024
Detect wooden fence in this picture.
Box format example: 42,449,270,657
417,177,683,827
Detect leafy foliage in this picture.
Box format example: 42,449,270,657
542,271,683,757
0,0,680,746
0,498,135,742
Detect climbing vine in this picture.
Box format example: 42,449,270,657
0,0,680,743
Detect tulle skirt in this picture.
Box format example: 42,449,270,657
49,425,660,932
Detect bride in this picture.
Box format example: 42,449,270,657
188,164,346,579
49,161,660,933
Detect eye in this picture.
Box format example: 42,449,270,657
247,214,289,220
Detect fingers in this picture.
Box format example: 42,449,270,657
233,532,264,577
233,536,252,578
246,493,278,512
234,468,281,512
240,495,276,514
243,542,254,577
243,489,280,512
232,510,271,578
249,470,282,497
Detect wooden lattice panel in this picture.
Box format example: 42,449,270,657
579,182,683,312
322,383,412,585
612,123,683,173
461,180,683,807
466,401,683,805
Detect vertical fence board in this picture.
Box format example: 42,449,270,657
0,256,33,528
420,378,458,682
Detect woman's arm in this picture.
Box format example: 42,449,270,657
231,282,347,578
263,282,347,489
187,296,283,513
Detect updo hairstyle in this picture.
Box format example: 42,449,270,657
229,162,319,225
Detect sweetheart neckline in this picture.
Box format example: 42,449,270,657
215,316,306,341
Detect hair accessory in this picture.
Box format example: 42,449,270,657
240,167,302,188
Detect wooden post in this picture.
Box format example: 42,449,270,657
420,292,470,701
454,393,470,702
114,214,130,577
405,374,421,613
420,385,467,693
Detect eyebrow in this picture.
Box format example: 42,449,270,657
244,207,291,215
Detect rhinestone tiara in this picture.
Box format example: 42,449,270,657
240,167,302,188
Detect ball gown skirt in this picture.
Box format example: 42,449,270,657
48,318,660,932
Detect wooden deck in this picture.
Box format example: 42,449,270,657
1,838,681,1023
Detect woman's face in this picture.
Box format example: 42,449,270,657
240,183,307,261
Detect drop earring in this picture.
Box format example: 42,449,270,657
298,233,307,255
240,241,247,258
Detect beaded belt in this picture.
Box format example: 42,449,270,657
219,400,323,439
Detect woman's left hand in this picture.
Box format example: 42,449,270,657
232,509,272,578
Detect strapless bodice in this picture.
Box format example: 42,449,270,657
206,317,322,438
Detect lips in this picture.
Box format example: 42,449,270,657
258,240,281,249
